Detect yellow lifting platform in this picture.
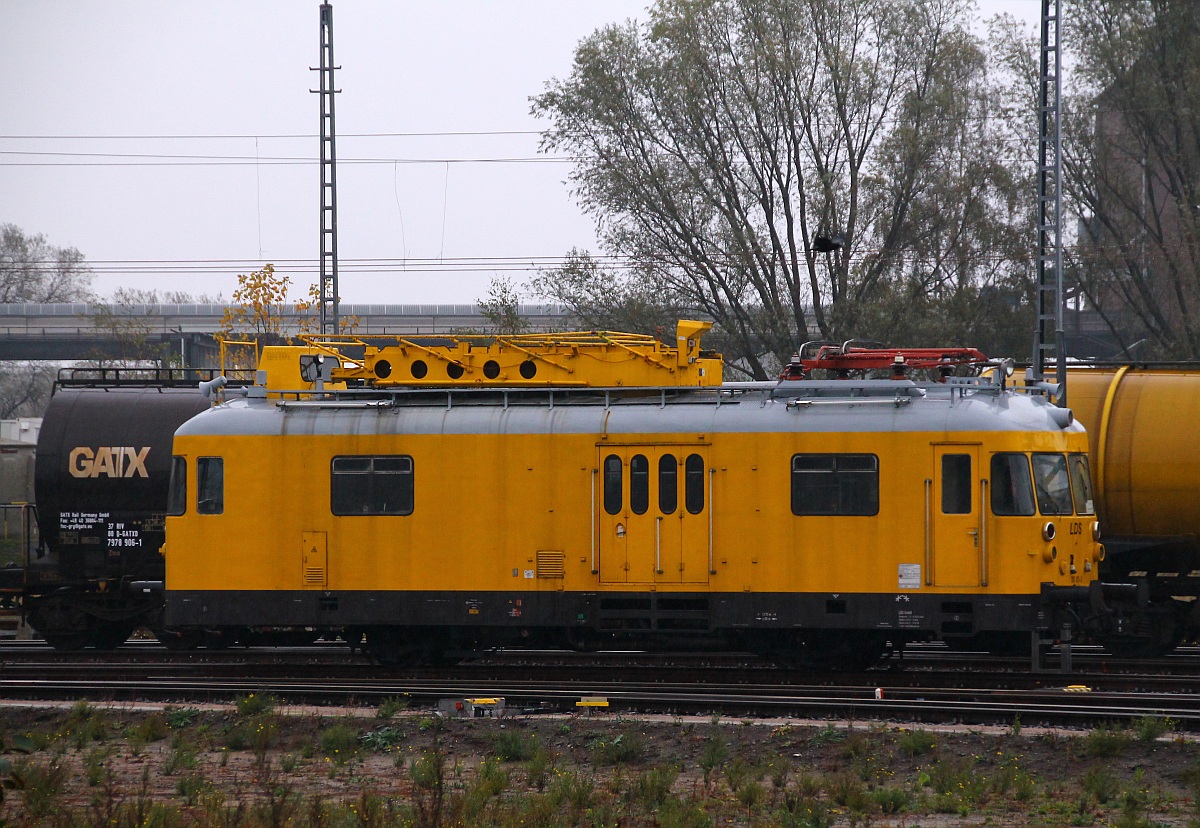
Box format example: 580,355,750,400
258,320,722,390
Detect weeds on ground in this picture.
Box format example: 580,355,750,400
235,692,277,717
589,731,648,766
376,695,410,719
1084,723,1134,757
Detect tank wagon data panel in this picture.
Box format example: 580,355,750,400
163,323,1106,666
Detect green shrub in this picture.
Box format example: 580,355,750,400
130,713,168,744
1135,714,1173,742
1083,724,1132,758
176,772,211,806
1083,764,1121,805
162,744,198,775
376,695,410,719
633,765,679,809
319,723,359,763
589,732,648,766
235,692,276,717
83,746,110,787
493,730,540,762
871,785,912,814
897,728,938,757
360,725,406,752
165,707,201,729
699,733,729,787
14,758,66,819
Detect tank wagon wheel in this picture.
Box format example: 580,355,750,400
1102,629,1185,659
89,623,137,651
42,632,90,651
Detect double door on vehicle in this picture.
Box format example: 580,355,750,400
598,446,710,584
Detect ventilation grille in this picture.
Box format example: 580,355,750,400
537,550,565,579
304,567,325,585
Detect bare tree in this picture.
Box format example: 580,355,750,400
1063,0,1200,358
533,0,1035,377
0,224,93,304
0,225,94,417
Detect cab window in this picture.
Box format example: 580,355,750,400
331,456,414,515
991,453,1036,516
1032,453,1073,515
1068,453,1095,515
196,457,224,515
167,456,187,516
791,453,879,516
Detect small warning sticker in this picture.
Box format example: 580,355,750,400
898,563,921,590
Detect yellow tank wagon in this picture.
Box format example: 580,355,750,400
162,324,1102,667
1066,367,1200,653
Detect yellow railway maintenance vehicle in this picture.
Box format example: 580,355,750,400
163,323,1103,667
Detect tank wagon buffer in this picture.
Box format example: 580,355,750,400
163,322,1105,666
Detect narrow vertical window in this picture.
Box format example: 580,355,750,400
685,454,705,515
658,455,678,515
941,454,972,514
629,454,649,515
1068,453,1095,515
196,457,224,515
603,454,622,515
167,456,187,516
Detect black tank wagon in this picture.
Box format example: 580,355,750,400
27,372,213,649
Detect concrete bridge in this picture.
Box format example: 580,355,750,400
0,303,577,364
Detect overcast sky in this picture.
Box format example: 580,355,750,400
1,1,1042,306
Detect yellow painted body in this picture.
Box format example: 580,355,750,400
167,426,1098,599
1068,368,1200,539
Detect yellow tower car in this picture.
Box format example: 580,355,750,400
163,323,1102,667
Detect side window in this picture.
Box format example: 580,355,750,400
791,454,879,516
603,454,622,516
941,454,972,514
658,455,678,515
685,454,705,515
1032,453,1074,515
1068,453,1095,516
167,456,187,517
990,453,1036,516
331,456,414,515
630,454,649,515
196,457,224,515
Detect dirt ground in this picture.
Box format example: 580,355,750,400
0,698,1197,826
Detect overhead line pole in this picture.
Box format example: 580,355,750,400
1032,0,1066,406
311,2,340,335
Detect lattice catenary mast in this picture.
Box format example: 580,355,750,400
1031,0,1067,406
311,2,340,335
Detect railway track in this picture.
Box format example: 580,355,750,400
0,640,1197,729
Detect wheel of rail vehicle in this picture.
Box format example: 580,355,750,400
42,631,91,651
154,628,205,651
363,626,458,667
89,622,138,650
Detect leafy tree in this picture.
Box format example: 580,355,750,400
477,277,532,335
87,288,223,370
533,0,1036,377
1063,0,1200,358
